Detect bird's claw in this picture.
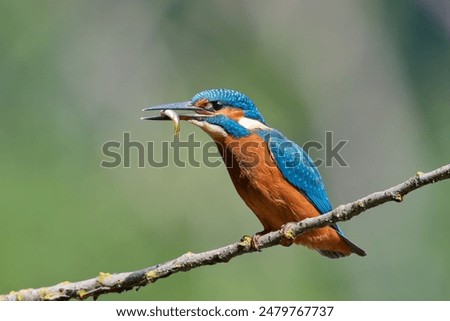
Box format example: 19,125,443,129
251,234,262,251
251,230,270,251
280,223,296,247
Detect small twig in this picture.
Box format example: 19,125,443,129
1,164,449,301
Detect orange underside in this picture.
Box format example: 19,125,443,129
214,133,353,256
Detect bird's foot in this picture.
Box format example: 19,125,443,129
251,233,263,252
279,223,297,247
252,229,272,251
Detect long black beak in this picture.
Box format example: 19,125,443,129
141,101,209,121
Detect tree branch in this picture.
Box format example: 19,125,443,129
2,164,449,301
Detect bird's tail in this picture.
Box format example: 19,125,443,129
340,234,367,257
294,226,367,259
317,234,367,259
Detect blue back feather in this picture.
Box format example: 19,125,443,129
257,129,343,234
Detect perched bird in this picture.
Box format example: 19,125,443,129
142,89,366,258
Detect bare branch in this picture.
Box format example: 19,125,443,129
1,164,449,301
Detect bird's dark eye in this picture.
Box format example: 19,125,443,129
210,100,224,111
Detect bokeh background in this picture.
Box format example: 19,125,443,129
1,0,449,300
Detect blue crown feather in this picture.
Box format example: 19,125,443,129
191,89,266,124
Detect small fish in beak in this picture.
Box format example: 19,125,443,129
141,101,214,136
160,109,180,136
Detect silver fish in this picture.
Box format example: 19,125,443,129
161,109,180,136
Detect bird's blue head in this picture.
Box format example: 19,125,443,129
142,89,268,139
191,89,265,124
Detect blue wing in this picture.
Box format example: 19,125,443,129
257,129,343,233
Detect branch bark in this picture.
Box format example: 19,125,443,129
2,164,449,301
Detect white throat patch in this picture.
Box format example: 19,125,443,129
238,117,270,131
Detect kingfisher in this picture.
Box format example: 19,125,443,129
142,89,366,259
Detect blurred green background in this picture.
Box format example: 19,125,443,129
1,0,449,300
